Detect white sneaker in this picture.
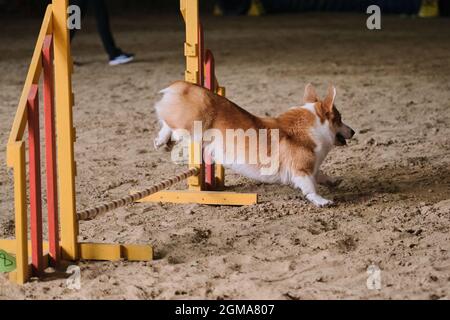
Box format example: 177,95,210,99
109,54,134,66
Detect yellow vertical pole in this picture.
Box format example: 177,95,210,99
7,142,28,284
215,88,226,189
188,142,203,191
53,0,78,260
181,0,199,84
181,0,203,190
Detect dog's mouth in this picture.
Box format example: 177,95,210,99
335,133,347,146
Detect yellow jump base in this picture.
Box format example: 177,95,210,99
139,190,257,206
0,239,152,282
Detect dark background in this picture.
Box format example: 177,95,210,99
1,0,449,16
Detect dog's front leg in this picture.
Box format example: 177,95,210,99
292,175,334,207
154,121,172,150
316,171,342,188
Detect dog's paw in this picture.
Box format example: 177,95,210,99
153,138,162,150
316,199,335,208
306,194,335,207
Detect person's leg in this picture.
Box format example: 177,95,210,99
90,0,122,60
70,0,88,41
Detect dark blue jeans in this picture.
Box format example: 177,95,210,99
70,0,122,60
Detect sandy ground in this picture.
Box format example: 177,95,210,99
0,13,449,300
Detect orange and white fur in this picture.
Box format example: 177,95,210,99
154,81,355,207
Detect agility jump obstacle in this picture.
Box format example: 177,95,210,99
76,167,200,221
0,0,257,284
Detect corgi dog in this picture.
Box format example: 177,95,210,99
153,81,355,207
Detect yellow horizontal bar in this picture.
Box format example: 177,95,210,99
78,243,153,261
138,190,258,206
79,243,121,261
121,244,153,261
0,239,49,254
0,240,152,262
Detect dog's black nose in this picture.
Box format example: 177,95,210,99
350,129,355,137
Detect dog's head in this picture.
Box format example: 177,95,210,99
304,84,355,146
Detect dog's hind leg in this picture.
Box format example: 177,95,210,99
292,175,334,207
154,121,172,150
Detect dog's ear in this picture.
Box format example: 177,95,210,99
303,83,318,103
323,85,336,112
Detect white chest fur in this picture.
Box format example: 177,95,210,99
302,103,335,174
